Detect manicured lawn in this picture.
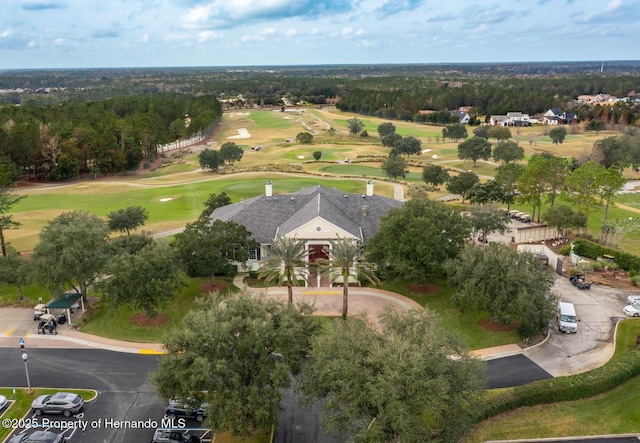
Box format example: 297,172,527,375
248,110,295,129
318,164,423,182
466,320,640,442
0,283,51,307
7,175,373,251
380,280,520,350
0,388,97,441
80,277,235,343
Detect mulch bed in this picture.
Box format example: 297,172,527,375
130,313,168,327
407,283,439,294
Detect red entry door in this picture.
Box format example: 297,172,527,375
308,244,328,262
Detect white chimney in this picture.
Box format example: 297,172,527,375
366,180,374,197
265,181,273,197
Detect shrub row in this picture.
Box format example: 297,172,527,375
476,348,640,422
572,239,640,273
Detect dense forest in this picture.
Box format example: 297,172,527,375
1,62,639,181
0,93,221,181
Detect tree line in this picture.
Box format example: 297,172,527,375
0,93,222,181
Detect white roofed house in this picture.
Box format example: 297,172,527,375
208,181,402,287
506,112,531,126
490,115,510,126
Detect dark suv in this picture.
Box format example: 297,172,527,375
164,398,208,422
151,429,200,443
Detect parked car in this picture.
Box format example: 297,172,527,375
31,392,83,417
0,394,7,411
623,303,640,317
8,430,66,443
627,294,640,305
165,398,208,422
151,429,200,443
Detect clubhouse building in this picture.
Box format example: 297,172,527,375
208,181,402,287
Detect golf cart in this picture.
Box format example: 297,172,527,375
37,314,58,334
569,273,591,290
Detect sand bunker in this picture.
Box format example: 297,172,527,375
227,128,251,139
228,112,249,117
160,197,174,202
422,149,432,154
297,155,305,159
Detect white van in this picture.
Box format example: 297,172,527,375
558,301,578,333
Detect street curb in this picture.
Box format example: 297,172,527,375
27,334,165,355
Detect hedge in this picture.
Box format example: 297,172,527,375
572,239,640,273
475,348,640,422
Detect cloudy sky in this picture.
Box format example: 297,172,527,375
1,0,638,69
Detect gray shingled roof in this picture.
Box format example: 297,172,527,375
209,185,403,244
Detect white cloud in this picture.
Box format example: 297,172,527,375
180,5,214,30
606,0,623,11
284,28,296,37
0,30,10,38
197,30,222,43
139,34,150,43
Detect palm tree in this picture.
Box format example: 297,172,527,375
258,236,308,304
317,236,379,320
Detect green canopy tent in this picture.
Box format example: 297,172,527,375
45,292,84,326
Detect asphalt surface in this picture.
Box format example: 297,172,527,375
0,348,167,443
486,354,552,389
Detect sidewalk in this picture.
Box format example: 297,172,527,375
0,308,164,354
1,281,520,360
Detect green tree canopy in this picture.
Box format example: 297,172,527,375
347,117,364,135
296,132,313,144
586,119,606,134
422,164,449,189
542,205,586,239
446,243,555,340
199,192,232,221
0,245,29,299
107,205,149,238
446,171,480,203
380,152,407,181
219,142,244,165
381,132,402,147
299,308,486,442
97,241,186,318
153,292,315,436
30,211,111,302
173,219,257,284
457,136,492,167
492,140,524,164
377,122,396,137
0,164,26,257
394,135,422,155
198,148,222,171
367,198,471,282
312,150,322,161
442,123,468,142
495,163,526,210
467,204,509,244
563,160,603,235
487,126,512,141
549,126,567,144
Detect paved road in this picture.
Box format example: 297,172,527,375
486,354,552,389
0,348,165,443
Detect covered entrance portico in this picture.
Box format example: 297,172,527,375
306,243,330,287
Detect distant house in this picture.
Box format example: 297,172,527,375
450,110,470,124
489,115,510,126
506,112,531,126
542,108,579,125
209,181,402,287
490,113,531,127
